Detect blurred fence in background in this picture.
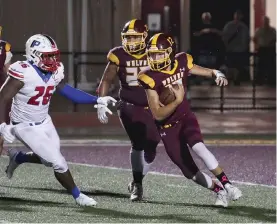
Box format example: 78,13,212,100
12,51,276,113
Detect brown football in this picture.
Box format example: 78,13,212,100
159,84,179,105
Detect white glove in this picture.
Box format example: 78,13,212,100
0,123,16,143
94,104,113,124
213,70,228,86
97,96,117,106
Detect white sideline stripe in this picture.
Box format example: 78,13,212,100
68,162,277,189
4,139,276,147
1,156,275,189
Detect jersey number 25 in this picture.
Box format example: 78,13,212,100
126,66,147,86
27,86,55,106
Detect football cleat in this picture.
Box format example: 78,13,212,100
75,193,97,207
225,183,242,201
128,181,134,193
5,148,20,179
130,182,143,202
215,189,228,208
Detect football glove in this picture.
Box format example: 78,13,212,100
213,70,228,86
94,104,113,124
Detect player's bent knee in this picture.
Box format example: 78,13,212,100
180,167,197,179
53,157,69,173
40,158,52,167
144,148,156,163
192,171,213,188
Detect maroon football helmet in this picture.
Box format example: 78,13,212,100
146,33,176,71
121,19,148,54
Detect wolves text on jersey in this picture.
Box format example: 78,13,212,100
162,71,184,87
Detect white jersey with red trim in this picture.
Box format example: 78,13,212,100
7,60,64,123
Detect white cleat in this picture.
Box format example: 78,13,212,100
225,183,242,201
130,183,143,202
75,193,97,207
128,181,134,193
215,189,228,208
5,149,20,179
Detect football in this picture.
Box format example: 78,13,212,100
159,84,179,105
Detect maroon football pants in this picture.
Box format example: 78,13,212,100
159,112,203,179
117,101,160,163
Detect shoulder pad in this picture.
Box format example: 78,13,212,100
138,71,155,89
8,61,29,81
107,46,123,66
185,53,194,70
176,52,193,70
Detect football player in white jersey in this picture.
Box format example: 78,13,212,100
0,34,116,207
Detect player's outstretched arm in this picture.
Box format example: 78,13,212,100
97,62,118,97
145,85,184,121
56,80,117,106
189,65,228,86
96,62,118,124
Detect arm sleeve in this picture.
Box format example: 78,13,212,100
58,84,98,104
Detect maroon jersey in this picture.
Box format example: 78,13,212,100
0,40,11,84
107,46,149,106
138,52,194,125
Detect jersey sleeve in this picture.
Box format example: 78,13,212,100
107,47,120,66
176,52,194,71
4,42,12,65
138,72,156,90
7,61,26,81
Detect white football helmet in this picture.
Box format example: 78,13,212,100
25,34,60,72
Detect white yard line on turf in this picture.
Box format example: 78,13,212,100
4,139,276,147
67,162,277,189
0,155,275,189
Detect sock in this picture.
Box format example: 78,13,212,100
71,186,81,199
212,183,225,193
133,171,143,184
216,171,231,186
191,142,219,170
130,148,144,184
15,151,29,164
143,162,152,176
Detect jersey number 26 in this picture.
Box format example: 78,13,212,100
27,86,55,106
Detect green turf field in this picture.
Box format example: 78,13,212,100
0,159,276,223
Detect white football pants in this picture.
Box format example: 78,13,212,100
13,115,68,173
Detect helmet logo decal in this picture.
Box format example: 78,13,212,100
31,40,41,48
167,37,174,46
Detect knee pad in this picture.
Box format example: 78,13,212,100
53,156,68,173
